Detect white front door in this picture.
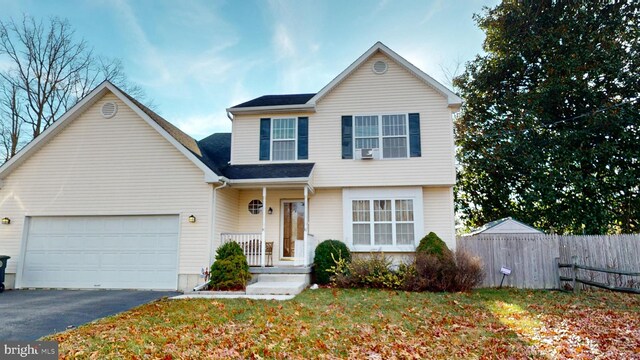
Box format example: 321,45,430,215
20,215,179,290
281,201,305,264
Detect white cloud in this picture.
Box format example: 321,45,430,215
109,0,172,86
174,113,230,140
273,24,296,59
265,0,326,92
421,0,446,24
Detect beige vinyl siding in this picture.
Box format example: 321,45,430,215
230,52,455,187
307,189,342,242
423,186,456,249
0,92,211,275
213,186,240,250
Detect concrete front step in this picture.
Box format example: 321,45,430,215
245,281,307,295
256,274,309,283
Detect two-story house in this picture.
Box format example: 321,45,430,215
0,42,460,292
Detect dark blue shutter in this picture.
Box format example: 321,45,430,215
259,118,271,161
297,117,308,160
341,115,353,159
408,113,421,157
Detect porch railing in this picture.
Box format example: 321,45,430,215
220,232,317,267
220,232,263,266
307,233,317,266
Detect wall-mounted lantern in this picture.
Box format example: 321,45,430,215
1,217,10,225
188,215,196,223
268,207,273,215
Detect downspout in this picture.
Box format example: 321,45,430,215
194,177,229,292
210,178,229,265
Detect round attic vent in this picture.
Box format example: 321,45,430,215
101,102,117,118
372,60,388,74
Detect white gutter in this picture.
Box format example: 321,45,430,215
226,103,316,116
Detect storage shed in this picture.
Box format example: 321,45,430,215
465,217,543,236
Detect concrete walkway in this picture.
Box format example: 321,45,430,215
172,293,295,300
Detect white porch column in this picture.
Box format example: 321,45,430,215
303,186,309,267
261,186,267,267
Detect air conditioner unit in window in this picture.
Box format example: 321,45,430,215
357,148,379,160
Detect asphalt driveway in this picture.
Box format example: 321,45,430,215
0,289,179,340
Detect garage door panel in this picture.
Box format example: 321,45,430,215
21,215,179,290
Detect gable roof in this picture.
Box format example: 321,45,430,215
0,81,219,183
231,94,316,109
466,217,543,236
309,42,462,107
227,41,462,116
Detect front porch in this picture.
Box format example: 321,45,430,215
217,184,317,269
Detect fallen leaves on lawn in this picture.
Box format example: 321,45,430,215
46,289,639,359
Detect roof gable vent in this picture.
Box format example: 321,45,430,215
101,102,118,118
372,60,388,74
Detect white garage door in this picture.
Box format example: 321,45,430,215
20,215,179,290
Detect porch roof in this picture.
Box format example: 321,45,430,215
223,163,314,180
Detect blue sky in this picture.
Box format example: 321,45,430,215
1,0,498,140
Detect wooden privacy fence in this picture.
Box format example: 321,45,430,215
457,234,640,289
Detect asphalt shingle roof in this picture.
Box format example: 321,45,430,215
231,93,316,108
197,133,314,180
222,163,314,180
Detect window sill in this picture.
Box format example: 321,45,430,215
350,246,416,253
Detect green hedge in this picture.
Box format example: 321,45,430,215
313,240,351,285
209,242,251,290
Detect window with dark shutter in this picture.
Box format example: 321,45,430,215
259,118,271,160
408,113,421,157
298,117,308,160
342,115,353,159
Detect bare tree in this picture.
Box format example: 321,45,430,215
0,81,22,161
0,15,144,161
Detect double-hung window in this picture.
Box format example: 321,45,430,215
354,114,408,158
345,188,423,251
271,118,296,161
351,199,415,247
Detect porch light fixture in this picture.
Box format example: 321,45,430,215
1,217,10,225
268,207,273,215
188,215,196,223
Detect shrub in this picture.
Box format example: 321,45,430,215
416,232,453,260
314,240,351,285
452,249,485,292
330,253,408,290
215,241,245,260
404,249,484,292
209,242,251,291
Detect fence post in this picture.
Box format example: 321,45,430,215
571,255,579,293
555,257,561,290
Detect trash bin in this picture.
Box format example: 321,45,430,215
0,255,9,293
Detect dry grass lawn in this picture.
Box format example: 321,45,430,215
46,288,640,359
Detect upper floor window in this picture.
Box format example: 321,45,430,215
260,117,308,162
272,118,296,161
354,114,408,158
